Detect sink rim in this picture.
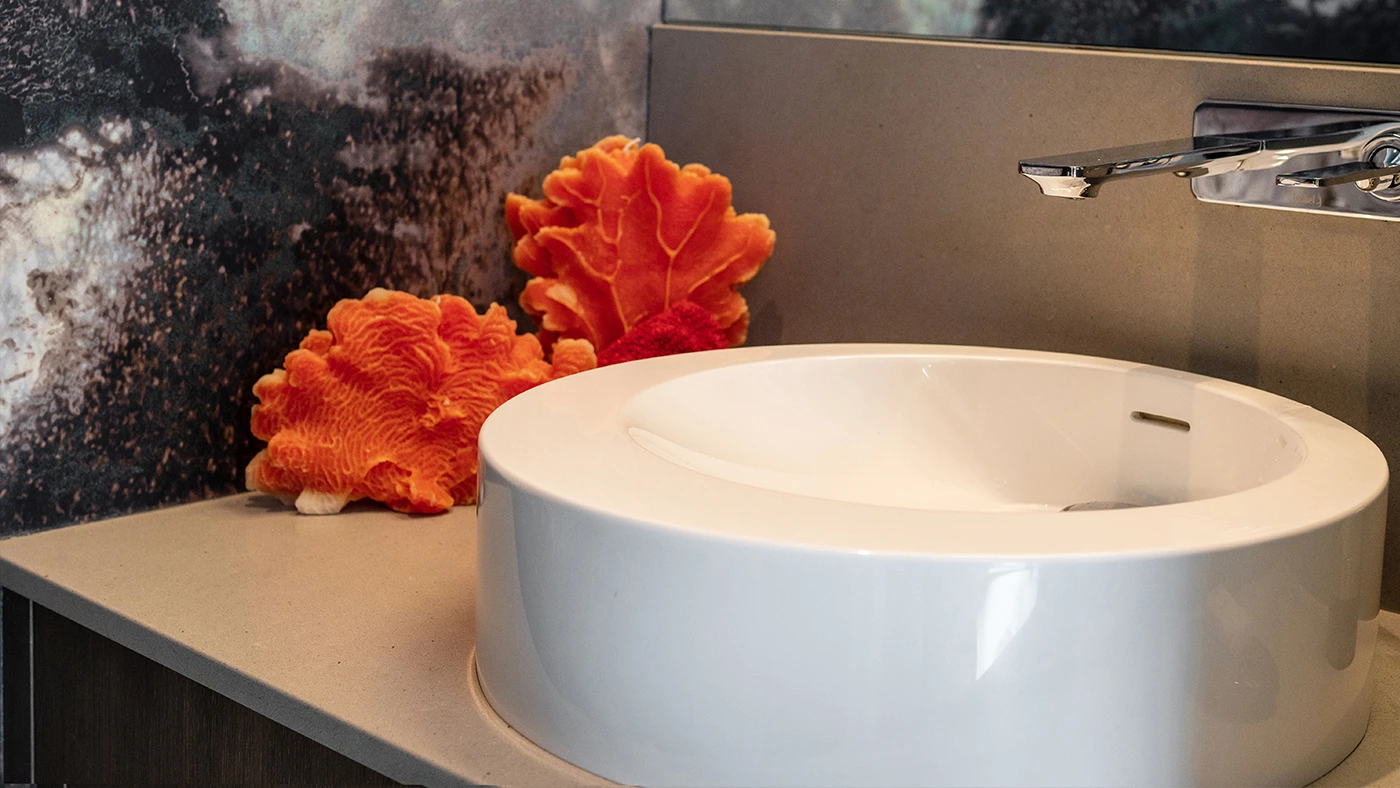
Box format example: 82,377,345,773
478,343,1388,558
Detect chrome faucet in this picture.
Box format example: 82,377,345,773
1018,102,1400,220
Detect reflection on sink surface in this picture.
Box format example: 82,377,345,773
475,344,1388,787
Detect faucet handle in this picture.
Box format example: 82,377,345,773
1276,143,1400,194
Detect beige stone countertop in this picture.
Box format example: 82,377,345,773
0,492,1396,787
0,494,604,786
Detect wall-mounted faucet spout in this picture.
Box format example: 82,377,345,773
1019,137,1262,199
1020,118,1400,200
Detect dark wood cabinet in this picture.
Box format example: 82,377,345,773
2,588,397,785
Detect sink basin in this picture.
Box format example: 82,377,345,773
475,344,1388,787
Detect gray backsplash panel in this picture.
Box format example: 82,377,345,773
0,0,660,533
648,24,1400,610
665,0,1400,65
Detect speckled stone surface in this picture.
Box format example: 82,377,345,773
0,0,658,535
666,0,1400,64
0,492,1395,786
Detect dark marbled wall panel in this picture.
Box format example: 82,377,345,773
976,0,1400,63
666,0,1400,65
0,0,658,532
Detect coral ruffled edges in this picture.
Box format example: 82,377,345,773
246,288,596,515
248,137,773,515
506,136,775,355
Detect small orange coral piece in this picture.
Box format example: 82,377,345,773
506,136,775,353
246,288,596,514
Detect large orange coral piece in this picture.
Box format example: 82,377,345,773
246,288,596,515
506,136,775,352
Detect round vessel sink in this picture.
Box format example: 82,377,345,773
475,344,1388,787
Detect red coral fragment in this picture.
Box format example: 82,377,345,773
246,288,596,514
506,135,774,354
597,301,729,366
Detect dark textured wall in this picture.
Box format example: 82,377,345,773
0,0,658,533
666,0,1400,65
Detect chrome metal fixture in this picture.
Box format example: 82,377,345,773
1019,102,1400,220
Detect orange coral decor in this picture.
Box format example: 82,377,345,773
506,136,775,355
246,289,596,515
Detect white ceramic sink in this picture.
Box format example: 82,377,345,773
475,344,1388,787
